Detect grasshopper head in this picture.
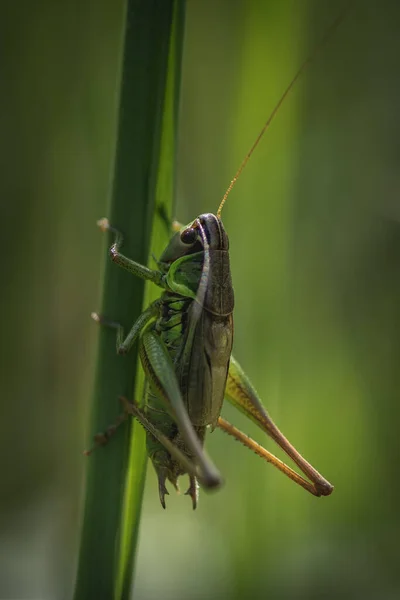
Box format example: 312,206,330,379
159,213,229,265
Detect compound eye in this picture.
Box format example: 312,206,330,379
180,227,197,245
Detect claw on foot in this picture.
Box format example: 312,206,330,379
91,312,121,331
172,220,182,232
171,479,180,495
84,414,128,456
185,476,199,510
97,217,110,232
84,430,111,456
158,473,169,509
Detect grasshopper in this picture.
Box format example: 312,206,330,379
87,14,344,509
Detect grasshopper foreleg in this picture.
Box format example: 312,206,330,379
97,218,166,288
92,298,161,354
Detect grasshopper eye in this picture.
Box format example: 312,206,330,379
180,228,197,245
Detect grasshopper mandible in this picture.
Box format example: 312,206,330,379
87,14,344,509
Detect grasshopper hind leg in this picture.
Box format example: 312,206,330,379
224,355,334,497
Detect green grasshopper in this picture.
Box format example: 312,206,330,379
89,208,333,508
87,16,342,509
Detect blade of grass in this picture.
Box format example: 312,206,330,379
116,3,186,598
74,2,185,599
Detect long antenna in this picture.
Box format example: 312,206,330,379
216,10,347,219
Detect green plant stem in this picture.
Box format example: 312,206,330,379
74,2,185,599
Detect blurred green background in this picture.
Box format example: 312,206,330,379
2,0,400,598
